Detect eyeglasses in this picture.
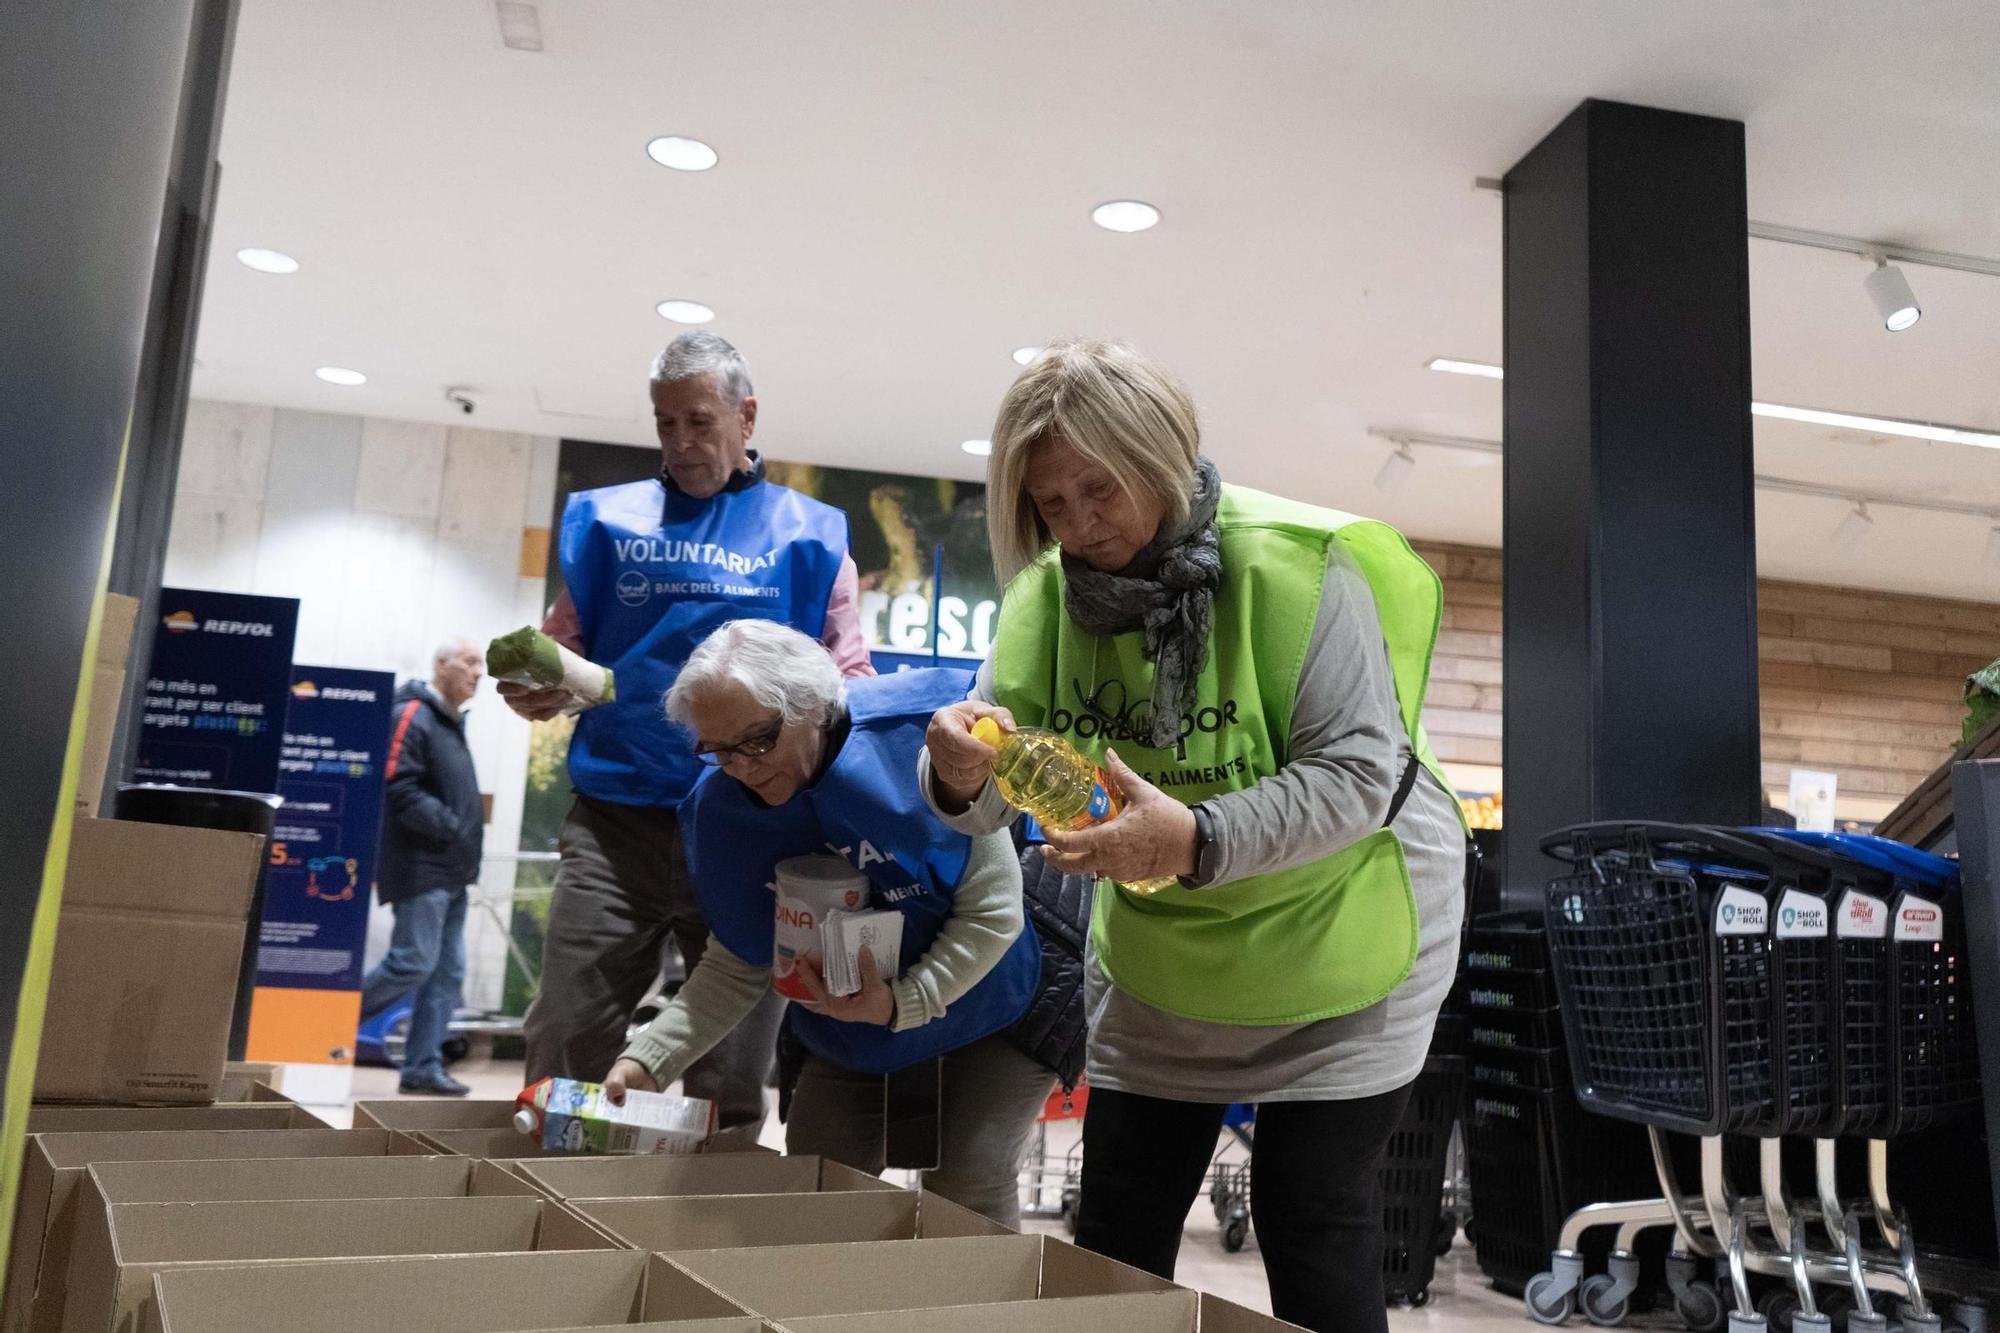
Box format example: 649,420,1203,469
694,716,785,766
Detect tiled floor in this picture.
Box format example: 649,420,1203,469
331,1054,1623,1330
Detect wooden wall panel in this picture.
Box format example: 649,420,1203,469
1410,540,1995,812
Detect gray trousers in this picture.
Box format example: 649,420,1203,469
785,1033,1054,1228
523,795,784,1132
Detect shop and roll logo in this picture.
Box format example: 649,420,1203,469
616,570,652,607
1848,898,1875,925
1722,904,1736,926
1781,907,1796,928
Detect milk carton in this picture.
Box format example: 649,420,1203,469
513,1078,715,1155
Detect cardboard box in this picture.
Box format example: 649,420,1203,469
73,595,138,820
414,1127,555,1157
658,1234,1176,1320
65,1195,612,1333
573,1190,1008,1252
35,818,265,1106
213,1070,291,1103
26,1105,320,1134
81,1155,540,1208
5,1129,416,1333
144,1251,753,1333
780,1291,1304,1332
512,1153,898,1202
220,1061,282,1090
351,1098,521,1132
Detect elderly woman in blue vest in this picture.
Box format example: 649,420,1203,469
919,340,1467,1332
603,619,1052,1224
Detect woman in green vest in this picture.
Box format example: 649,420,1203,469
921,340,1466,1333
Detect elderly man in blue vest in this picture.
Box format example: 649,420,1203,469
503,331,872,1135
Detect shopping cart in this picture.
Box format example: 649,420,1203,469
1523,822,1986,1331
1021,1081,1088,1232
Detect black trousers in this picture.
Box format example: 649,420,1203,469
1074,1082,1414,1333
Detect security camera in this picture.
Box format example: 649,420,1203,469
445,387,477,415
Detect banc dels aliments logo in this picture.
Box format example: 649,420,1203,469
616,570,652,607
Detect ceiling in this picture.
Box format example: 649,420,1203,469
193,0,2000,603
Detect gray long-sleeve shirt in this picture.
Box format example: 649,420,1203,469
919,541,1465,1101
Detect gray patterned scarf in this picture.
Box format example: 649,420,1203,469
1060,458,1223,750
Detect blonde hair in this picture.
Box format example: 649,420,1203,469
985,340,1201,582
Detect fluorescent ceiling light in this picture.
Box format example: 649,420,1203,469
1091,200,1160,233
315,366,366,387
646,136,718,171
1863,260,1921,332
237,248,298,274
1426,357,1503,379
1748,402,2000,450
656,299,715,324
961,439,992,457
495,1,543,51
1426,357,2000,451
1011,346,1042,366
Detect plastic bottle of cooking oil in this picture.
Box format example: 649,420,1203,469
970,717,1176,895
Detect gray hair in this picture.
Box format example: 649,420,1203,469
650,331,755,405
433,638,480,664
666,619,845,731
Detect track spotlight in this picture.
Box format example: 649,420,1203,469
1830,502,1874,553
1374,444,1415,491
1864,257,1921,332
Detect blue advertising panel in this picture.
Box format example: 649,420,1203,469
260,667,393,993
135,588,300,793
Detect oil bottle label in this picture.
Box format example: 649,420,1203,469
1087,782,1111,820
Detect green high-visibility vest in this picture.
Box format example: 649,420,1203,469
992,484,1464,1025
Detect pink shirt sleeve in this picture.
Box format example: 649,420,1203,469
541,590,586,655
822,554,876,678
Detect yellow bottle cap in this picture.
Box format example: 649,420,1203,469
971,717,1002,747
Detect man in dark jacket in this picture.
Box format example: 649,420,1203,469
363,640,485,1095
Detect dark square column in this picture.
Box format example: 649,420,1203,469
1502,99,1761,902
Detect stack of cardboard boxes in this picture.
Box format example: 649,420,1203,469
6,1096,1304,1331
42,594,272,1110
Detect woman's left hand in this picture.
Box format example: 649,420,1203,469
1041,750,1199,884
794,949,896,1027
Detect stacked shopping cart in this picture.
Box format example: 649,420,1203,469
1528,822,1986,1331
1460,913,1660,1298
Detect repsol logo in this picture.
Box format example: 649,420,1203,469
319,687,377,702
1049,679,1241,759
203,619,275,636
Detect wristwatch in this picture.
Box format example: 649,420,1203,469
1182,803,1220,889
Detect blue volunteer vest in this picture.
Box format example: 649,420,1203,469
682,668,1042,1074
561,476,848,807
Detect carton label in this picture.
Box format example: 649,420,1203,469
1715,885,1768,935
1837,889,1889,940
1775,889,1829,940
1893,894,1946,943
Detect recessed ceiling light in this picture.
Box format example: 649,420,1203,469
961,440,992,457
1426,357,1503,379
1425,356,2000,451
1091,200,1160,233
646,136,718,172
236,247,299,275
1011,346,1042,366
315,366,366,387
655,299,715,324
